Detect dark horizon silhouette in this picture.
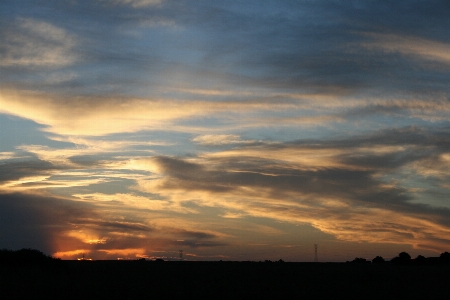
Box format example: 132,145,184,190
2,248,450,299
2,247,450,264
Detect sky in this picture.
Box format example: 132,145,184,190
1,0,449,262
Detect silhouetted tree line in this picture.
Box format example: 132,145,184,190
348,251,450,265
1,248,450,298
2,248,450,266
0,248,61,267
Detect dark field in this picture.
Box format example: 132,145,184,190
1,260,450,299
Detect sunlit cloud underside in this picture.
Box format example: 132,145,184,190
0,0,449,261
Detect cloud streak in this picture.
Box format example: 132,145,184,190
134,127,450,251
1,0,449,261
0,18,78,68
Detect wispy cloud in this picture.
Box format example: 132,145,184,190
110,0,163,8
0,89,307,136
362,33,450,65
133,127,450,252
1,0,450,261
0,18,78,68
192,134,255,146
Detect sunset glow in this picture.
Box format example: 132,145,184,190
1,0,449,261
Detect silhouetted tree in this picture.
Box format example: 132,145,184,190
440,252,450,264
414,255,426,265
372,256,385,263
391,252,411,264
350,257,369,263
0,248,58,265
399,252,411,260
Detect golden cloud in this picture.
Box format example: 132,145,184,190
0,89,297,136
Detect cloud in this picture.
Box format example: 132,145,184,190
70,218,152,232
192,134,255,146
0,190,227,259
221,212,245,219
0,152,15,160
110,0,163,8
1,88,447,140
0,90,200,135
0,154,127,193
0,192,96,254
1,0,450,260
362,33,450,65
169,229,218,240
72,192,192,213
0,18,78,68
134,128,450,252
0,89,302,136
0,159,58,183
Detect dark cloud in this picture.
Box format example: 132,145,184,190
151,155,449,249
70,219,152,232
164,229,225,248
3,0,449,96
0,159,58,182
0,192,96,254
171,229,217,240
288,126,450,153
151,125,450,227
154,155,408,205
171,240,226,249
153,156,204,176
68,155,103,166
177,0,450,93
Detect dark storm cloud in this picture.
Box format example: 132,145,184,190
0,192,96,254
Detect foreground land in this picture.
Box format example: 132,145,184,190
1,260,450,299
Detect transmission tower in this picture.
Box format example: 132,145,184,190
314,244,318,263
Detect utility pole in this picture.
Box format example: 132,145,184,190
314,244,318,263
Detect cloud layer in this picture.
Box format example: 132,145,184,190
0,0,449,261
